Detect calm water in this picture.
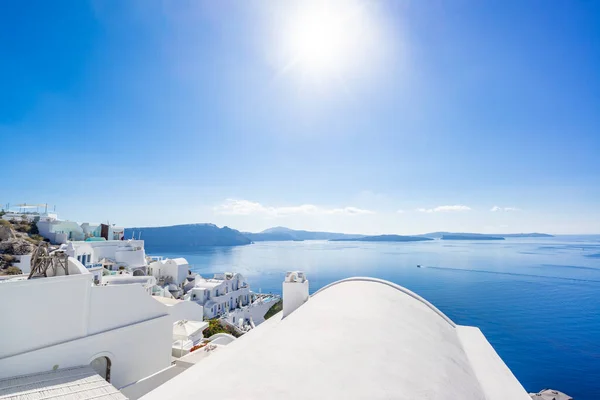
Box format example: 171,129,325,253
152,236,600,399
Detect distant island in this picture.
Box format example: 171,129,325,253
496,233,554,238
418,232,553,239
124,224,252,249
242,232,300,242
123,224,554,248
245,227,363,242
441,234,505,241
331,235,433,242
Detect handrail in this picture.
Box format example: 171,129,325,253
311,277,456,328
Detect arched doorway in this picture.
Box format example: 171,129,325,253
90,356,111,382
133,269,144,276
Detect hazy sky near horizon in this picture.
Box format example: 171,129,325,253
1,0,599,234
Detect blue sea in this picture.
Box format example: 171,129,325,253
152,236,600,399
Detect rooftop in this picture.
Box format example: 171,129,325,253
153,297,182,306
0,366,127,400
142,278,530,400
192,280,223,289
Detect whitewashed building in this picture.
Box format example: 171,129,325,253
81,222,125,241
148,257,190,286
35,212,125,244
1,211,58,223
171,320,210,358
65,239,147,275
141,272,532,400
185,272,251,319
37,217,85,243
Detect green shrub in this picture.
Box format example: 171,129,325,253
28,234,45,242
1,255,16,263
204,319,241,338
263,299,282,320
13,223,31,233
24,236,39,244
30,217,40,235
5,266,22,275
0,219,11,227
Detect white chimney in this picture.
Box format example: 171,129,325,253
282,271,309,318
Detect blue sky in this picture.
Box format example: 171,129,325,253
1,0,599,234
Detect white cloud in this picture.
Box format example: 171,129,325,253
330,206,375,215
214,199,374,216
417,205,471,213
396,209,405,214
490,206,520,212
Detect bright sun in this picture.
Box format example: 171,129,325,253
275,0,383,81
288,5,350,75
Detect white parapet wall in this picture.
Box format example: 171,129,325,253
153,297,205,324
13,254,32,274
0,267,173,389
66,240,147,270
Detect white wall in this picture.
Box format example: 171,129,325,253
0,273,92,358
88,284,168,334
115,246,146,268
167,259,189,285
283,273,309,318
67,240,147,269
36,220,53,242
38,220,85,243
0,315,172,389
88,266,103,283
162,301,204,324
0,271,173,389
121,364,189,400
13,254,32,274
149,259,189,285
81,223,100,236
207,333,236,346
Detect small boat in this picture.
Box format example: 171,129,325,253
416,264,421,268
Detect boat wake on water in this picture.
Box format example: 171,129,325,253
424,266,600,284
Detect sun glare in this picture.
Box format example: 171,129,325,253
288,5,349,75
274,0,385,82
